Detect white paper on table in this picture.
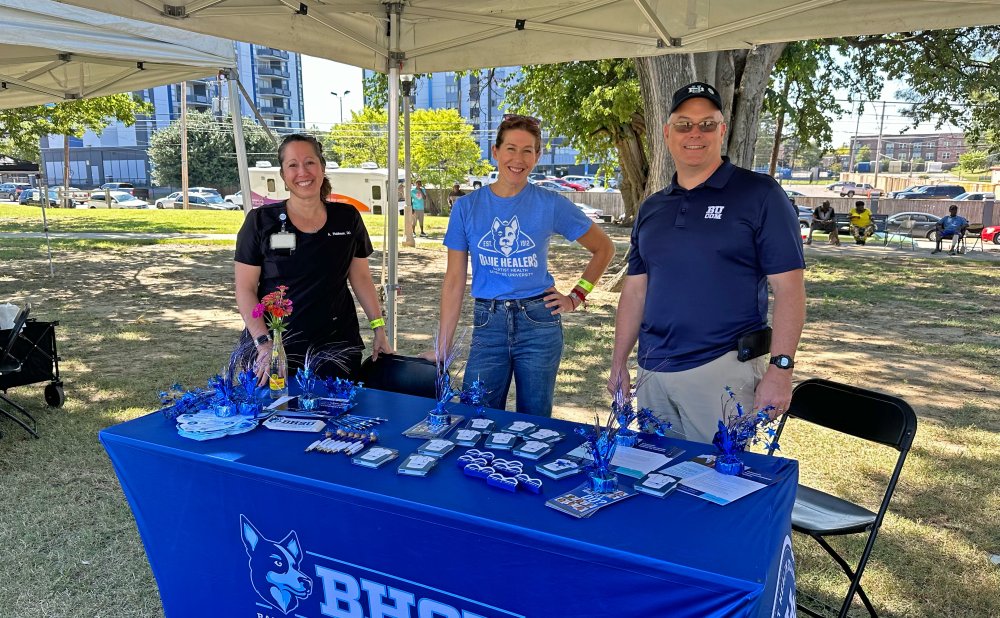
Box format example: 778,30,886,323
608,446,671,477
677,469,766,505
266,395,295,410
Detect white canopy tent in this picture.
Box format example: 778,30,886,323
0,0,256,275
48,0,1000,341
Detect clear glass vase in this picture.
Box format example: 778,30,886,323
269,330,288,400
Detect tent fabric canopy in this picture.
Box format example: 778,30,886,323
50,0,1000,73
0,0,236,110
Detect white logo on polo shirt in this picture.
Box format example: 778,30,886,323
705,206,725,220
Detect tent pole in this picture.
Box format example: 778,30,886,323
36,167,54,277
385,3,403,348
226,68,253,212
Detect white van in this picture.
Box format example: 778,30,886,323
247,161,404,214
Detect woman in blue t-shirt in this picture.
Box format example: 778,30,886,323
434,115,614,416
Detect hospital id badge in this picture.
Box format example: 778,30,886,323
270,231,296,253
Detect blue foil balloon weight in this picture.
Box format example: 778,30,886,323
712,387,779,475
295,367,319,411
589,471,619,493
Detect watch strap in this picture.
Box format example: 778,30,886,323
254,333,271,347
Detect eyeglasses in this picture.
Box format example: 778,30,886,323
670,120,722,133
501,113,541,127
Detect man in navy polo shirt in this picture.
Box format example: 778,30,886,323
608,82,806,444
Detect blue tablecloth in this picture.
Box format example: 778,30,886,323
100,388,798,618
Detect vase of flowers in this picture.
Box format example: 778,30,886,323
253,285,293,399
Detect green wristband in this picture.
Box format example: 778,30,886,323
369,317,386,330
576,278,595,293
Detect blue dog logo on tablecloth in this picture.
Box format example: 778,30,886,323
240,514,313,615
771,534,796,618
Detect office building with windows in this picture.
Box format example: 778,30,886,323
39,42,304,188
363,67,594,176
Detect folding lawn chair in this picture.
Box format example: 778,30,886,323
768,378,917,618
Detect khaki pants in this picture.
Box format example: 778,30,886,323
637,351,766,444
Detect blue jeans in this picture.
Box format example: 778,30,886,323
464,295,563,417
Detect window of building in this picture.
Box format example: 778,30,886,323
267,179,276,192
941,140,950,147
942,152,951,160
445,82,459,108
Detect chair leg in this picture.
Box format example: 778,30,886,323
0,392,39,439
812,533,878,618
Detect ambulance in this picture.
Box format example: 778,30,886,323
246,161,404,214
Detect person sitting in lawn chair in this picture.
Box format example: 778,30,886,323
805,200,840,246
932,205,969,255
849,200,875,245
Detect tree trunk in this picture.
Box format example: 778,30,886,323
608,46,786,292
769,79,791,176
612,119,648,222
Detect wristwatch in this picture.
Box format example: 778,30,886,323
769,354,795,370
253,333,271,347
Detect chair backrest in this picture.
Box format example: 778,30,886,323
900,219,916,231
871,213,889,232
778,378,917,452
358,354,438,399
0,304,30,372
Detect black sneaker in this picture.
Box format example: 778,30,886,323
932,249,941,254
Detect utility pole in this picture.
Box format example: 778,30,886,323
401,75,415,248
181,81,189,209
849,100,864,173
872,101,887,187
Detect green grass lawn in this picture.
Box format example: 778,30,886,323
0,203,451,237
0,215,998,617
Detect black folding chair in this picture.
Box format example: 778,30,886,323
358,354,438,399
0,304,39,438
768,379,917,618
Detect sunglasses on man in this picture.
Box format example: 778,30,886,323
670,119,722,133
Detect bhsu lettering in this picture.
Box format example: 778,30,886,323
315,566,489,618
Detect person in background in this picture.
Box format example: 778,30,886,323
432,114,615,417
806,200,840,246
411,180,428,237
849,200,875,245
448,183,465,208
609,82,805,444
234,133,392,383
932,204,969,255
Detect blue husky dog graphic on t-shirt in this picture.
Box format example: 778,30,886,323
477,215,536,256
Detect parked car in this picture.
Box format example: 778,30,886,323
156,189,216,209
224,191,243,207
980,225,1000,245
796,205,813,229
544,177,587,191
534,180,574,192
173,194,237,210
888,185,930,199
575,202,604,222
894,185,966,200
95,182,135,195
86,191,150,209
785,189,805,198
18,189,55,206
187,186,220,195
884,212,941,239
952,191,995,201
562,175,595,189
0,182,31,200
838,182,882,198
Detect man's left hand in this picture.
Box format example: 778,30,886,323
754,366,793,418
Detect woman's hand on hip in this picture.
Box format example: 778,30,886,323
543,286,576,315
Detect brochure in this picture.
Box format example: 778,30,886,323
662,454,779,506
545,482,638,519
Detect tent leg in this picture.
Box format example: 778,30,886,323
385,2,403,348
226,68,254,213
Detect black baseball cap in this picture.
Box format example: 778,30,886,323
670,82,723,115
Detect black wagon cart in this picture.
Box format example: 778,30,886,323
0,306,65,438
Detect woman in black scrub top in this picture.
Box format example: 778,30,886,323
234,133,391,382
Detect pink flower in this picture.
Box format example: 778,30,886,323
252,304,265,319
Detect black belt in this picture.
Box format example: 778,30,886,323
474,293,547,310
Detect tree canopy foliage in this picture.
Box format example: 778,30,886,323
147,111,275,187
0,94,150,162
324,107,490,187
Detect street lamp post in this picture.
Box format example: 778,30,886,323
330,90,351,123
